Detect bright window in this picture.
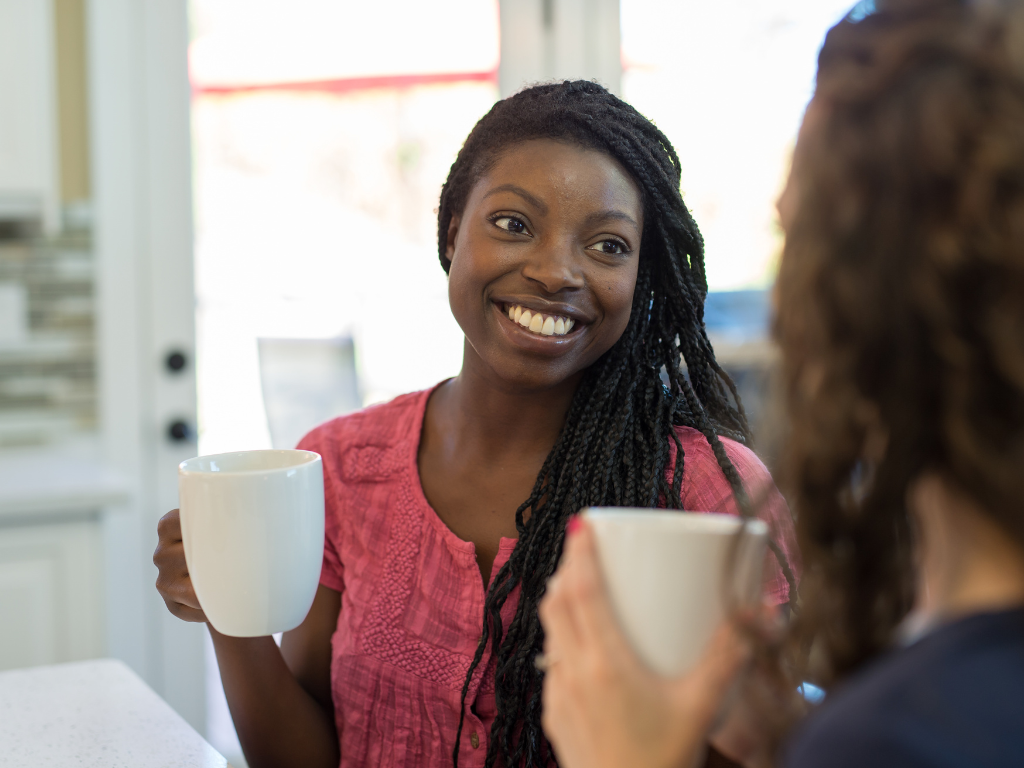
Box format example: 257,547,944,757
190,1,500,457
622,0,855,290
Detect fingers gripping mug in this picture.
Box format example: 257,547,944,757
178,449,325,637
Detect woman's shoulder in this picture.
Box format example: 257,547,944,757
673,423,767,465
668,425,773,503
782,608,1024,768
296,388,431,468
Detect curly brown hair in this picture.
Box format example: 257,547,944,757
775,0,1024,685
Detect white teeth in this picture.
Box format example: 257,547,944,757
506,305,576,337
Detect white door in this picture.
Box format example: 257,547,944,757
89,0,205,733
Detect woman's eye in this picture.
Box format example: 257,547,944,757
591,240,628,255
493,216,528,235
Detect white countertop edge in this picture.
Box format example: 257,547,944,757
0,658,230,767
0,452,133,517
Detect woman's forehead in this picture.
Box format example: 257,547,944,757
474,139,644,218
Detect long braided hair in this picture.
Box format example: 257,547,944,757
437,81,797,767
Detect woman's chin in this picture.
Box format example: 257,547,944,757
465,349,587,394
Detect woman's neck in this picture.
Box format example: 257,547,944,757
912,474,1024,625
431,342,583,462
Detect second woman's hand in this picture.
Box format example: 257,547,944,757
538,518,753,768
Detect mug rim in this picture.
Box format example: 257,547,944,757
583,508,768,536
179,449,321,477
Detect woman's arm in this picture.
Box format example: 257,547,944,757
538,518,752,768
155,510,340,768
210,585,341,768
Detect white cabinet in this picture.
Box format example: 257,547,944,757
0,0,60,234
0,451,128,672
0,517,104,671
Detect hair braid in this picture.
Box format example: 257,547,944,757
439,80,796,767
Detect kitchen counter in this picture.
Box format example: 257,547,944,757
0,659,230,767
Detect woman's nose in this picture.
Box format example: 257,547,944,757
520,238,584,294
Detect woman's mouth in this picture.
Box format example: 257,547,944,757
502,303,577,337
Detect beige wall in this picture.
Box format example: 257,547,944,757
54,0,89,204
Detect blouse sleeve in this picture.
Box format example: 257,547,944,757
297,426,345,595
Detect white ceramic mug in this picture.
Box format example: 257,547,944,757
178,449,325,637
584,508,768,677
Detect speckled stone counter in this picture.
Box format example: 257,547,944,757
0,659,230,767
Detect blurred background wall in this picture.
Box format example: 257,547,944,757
0,0,204,742
0,1,854,766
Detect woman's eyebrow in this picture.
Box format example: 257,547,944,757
482,184,549,214
582,209,640,231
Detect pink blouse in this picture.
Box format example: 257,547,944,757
297,386,799,768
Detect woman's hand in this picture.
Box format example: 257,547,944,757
153,509,341,767
539,518,753,768
153,509,208,623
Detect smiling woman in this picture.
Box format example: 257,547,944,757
153,80,799,768
446,140,642,385
422,82,800,768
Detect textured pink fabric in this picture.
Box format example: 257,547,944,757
297,385,799,768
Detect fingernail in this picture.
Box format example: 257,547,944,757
566,516,582,536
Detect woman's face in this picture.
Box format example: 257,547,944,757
446,139,643,391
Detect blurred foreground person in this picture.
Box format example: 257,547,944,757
540,1,1024,766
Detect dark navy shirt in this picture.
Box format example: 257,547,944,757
783,608,1024,767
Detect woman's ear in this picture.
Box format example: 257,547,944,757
445,213,462,265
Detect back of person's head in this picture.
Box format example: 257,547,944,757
776,0,1024,681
